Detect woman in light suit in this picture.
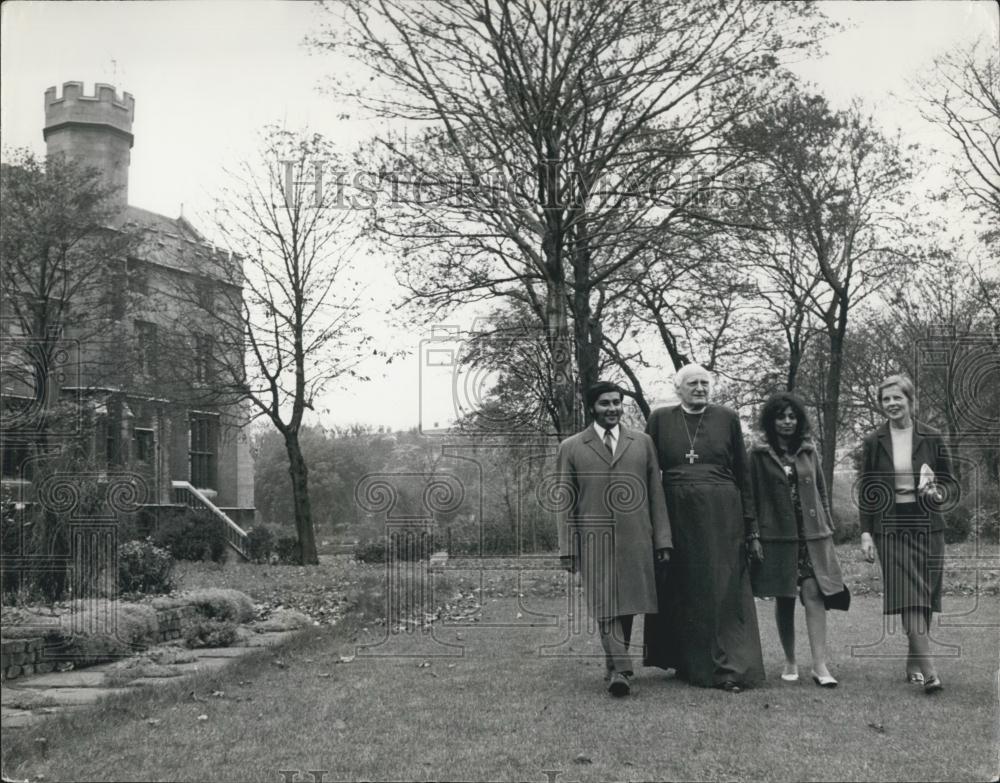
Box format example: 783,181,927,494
859,375,956,694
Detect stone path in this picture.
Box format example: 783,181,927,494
0,629,301,729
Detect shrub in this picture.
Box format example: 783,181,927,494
246,525,275,563
274,535,301,564
1,486,21,595
353,538,386,563
154,508,226,562
944,504,973,543
354,525,448,563
184,618,238,648
254,608,312,631
117,538,175,595
182,587,256,623
53,601,159,664
976,509,1000,544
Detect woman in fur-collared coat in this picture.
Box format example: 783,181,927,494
750,392,849,687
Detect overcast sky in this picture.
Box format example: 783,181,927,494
2,0,997,430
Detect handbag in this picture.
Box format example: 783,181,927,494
823,584,851,612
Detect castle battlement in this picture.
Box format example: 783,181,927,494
44,81,134,139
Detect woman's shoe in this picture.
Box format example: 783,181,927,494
923,675,943,694
905,672,925,685
717,680,742,693
781,664,799,682
811,671,838,688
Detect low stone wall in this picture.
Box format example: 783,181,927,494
154,605,200,642
2,603,203,682
0,638,53,680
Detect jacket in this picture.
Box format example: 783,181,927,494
859,421,956,535
749,438,845,599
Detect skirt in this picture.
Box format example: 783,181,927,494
876,501,944,615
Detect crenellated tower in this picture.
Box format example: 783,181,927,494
43,81,135,214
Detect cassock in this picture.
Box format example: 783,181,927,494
643,404,765,688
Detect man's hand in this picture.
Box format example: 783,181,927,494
655,548,671,564
860,532,876,563
747,538,764,563
559,555,577,573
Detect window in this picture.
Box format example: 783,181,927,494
106,259,126,320
193,333,214,384
98,414,120,466
133,428,155,463
189,414,217,489
126,257,148,297
135,320,157,377
195,280,214,312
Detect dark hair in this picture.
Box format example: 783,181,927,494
585,381,623,410
759,392,811,452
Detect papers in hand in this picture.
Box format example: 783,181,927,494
919,464,944,502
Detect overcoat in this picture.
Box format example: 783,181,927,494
749,439,846,599
859,421,956,536
555,426,672,620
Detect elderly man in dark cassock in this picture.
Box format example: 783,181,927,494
643,364,765,692
555,381,673,696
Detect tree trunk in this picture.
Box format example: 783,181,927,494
820,313,848,493
284,432,319,565
572,222,600,425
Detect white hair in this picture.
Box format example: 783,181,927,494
673,363,712,389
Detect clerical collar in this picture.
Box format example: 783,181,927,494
680,403,708,414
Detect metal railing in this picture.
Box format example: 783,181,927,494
171,481,249,560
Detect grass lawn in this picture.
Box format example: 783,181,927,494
3,586,998,783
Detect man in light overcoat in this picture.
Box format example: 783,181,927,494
555,381,673,696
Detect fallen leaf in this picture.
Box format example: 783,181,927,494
318,673,332,678
146,719,161,726
867,722,885,734
338,655,356,664
197,714,208,721
211,691,225,698
417,660,431,668
333,719,347,731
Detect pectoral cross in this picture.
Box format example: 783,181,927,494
685,449,699,464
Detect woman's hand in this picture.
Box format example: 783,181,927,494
860,532,876,563
919,481,944,504
748,538,764,563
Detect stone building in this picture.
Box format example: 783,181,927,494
1,82,254,551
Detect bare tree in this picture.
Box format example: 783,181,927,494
914,37,1000,237
728,87,916,487
191,129,377,564
315,0,827,436
1,149,138,454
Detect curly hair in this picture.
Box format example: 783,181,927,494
759,391,811,452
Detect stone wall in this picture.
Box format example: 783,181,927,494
0,638,52,680
1,603,202,682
